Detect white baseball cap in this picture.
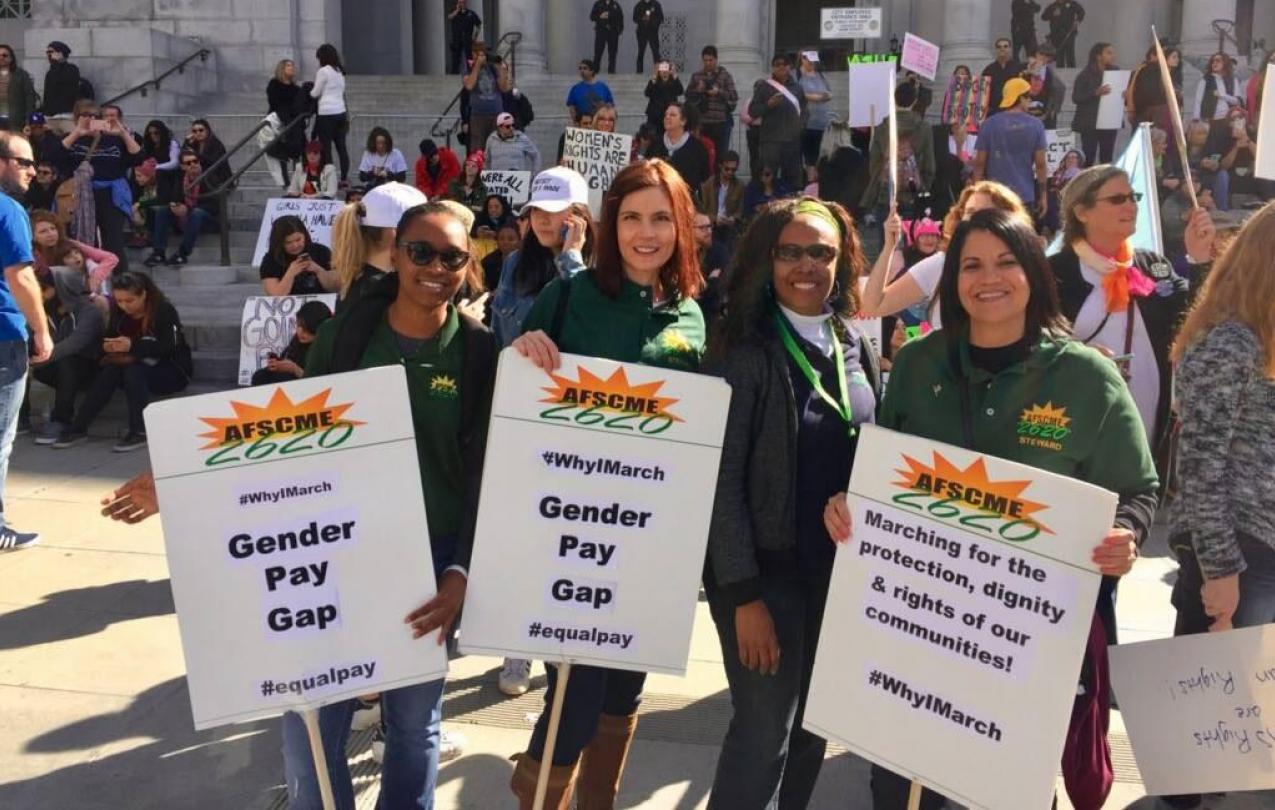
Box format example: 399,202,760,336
520,166,589,215
361,182,429,228
801,50,820,63
496,112,515,127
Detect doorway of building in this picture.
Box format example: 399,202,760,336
773,0,886,71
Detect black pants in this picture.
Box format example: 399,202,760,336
702,121,730,158
312,113,350,181
250,368,295,386
72,361,188,435
593,30,620,73
449,40,473,75
761,141,803,193
31,356,98,425
1051,30,1078,67
801,129,824,171
635,29,660,72
1078,129,1117,166
527,663,645,765
1012,29,1037,63
746,126,762,177
93,188,130,274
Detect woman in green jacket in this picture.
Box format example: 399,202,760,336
825,210,1158,810
508,159,705,808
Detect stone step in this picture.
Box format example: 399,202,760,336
191,348,240,385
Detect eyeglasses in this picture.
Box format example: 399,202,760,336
399,241,471,271
1096,192,1143,205
772,243,837,263
2,156,35,169
693,223,713,231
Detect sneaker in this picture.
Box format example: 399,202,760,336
165,253,188,266
113,431,147,452
350,697,381,731
0,526,39,552
498,658,532,696
52,428,87,449
142,250,166,267
439,729,465,763
370,720,385,764
34,421,65,445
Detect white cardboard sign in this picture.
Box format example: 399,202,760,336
821,7,883,39
1045,129,1081,175
237,294,338,386
900,33,940,82
805,425,1114,810
1111,624,1275,796
1097,70,1132,130
560,128,634,218
459,349,729,675
252,198,345,267
848,61,897,127
145,368,447,729
1256,71,1275,180
481,169,532,207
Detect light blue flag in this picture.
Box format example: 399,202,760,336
1046,123,1163,256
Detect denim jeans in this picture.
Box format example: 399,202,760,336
72,361,188,435
705,568,830,810
152,205,215,257
0,340,28,527
527,663,645,766
281,677,446,810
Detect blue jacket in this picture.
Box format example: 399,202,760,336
489,247,587,346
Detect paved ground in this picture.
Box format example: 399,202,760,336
1,417,1273,809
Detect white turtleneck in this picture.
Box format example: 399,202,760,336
779,303,834,357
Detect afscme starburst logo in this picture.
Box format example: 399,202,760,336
892,452,1053,539
538,365,681,436
197,387,365,466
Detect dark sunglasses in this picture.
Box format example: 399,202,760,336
2,156,35,169
1096,192,1143,205
772,243,837,263
399,241,471,271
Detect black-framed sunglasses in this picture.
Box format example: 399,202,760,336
1096,192,1143,205
399,241,471,271
772,243,837,263
2,156,35,169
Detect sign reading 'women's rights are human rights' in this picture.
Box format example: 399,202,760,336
144,367,447,730
805,425,1116,810
461,349,729,674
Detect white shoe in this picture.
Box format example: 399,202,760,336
439,729,465,763
351,697,381,731
499,658,532,696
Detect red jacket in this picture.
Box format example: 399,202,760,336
414,148,461,199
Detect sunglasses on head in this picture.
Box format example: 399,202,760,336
399,241,471,271
772,243,837,263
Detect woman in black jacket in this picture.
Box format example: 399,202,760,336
0,45,39,130
643,62,683,133
55,271,192,452
705,197,879,808
647,102,711,191
1071,42,1118,166
266,58,308,179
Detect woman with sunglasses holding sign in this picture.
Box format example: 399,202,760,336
286,201,496,809
704,197,879,808
507,159,705,809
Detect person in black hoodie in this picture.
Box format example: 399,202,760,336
250,300,332,385
41,41,80,122
29,266,104,444
589,0,624,74
55,271,192,452
643,61,683,133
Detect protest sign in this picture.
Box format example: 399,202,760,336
460,349,729,674
849,61,896,127
252,198,345,267
1111,624,1275,796
144,367,447,730
1044,129,1080,174
238,294,338,386
481,169,531,207
1097,70,1132,130
560,128,633,217
1256,70,1275,180
805,425,1115,810
821,7,882,39
900,33,940,81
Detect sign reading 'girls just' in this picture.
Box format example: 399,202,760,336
145,367,447,730
460,349,730,674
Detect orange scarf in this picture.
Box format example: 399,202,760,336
1071,239,1156,313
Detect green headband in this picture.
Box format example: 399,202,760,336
793,199,840,230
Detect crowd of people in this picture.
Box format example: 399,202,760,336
0,18,1270,810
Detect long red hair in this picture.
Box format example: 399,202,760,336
592,159,703,301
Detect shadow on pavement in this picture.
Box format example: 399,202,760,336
0,579,174,650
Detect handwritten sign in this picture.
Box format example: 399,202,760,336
252,198,345,267
900,33,940,82
848,61,897,127
144,367,447,729
1111,624,1275,795
237,294,338,386
1256,71,1275,180
805,425,1115,810
459,350,729,674
560,128,633,217
481,170,531,207
1097,70,1132,130
821,7,882,39
1045,130,1081,175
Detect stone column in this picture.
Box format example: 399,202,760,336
1113,2,1156,68
415,0,446,74
1181,0,1237,60
545,0,574,74
933,0,992,86
714,0,764,83
497,0,545,73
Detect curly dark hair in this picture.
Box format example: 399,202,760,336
709,196,866,361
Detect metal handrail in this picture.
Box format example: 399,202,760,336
101,47,212,108
190,112,314,266
429,30,522,148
